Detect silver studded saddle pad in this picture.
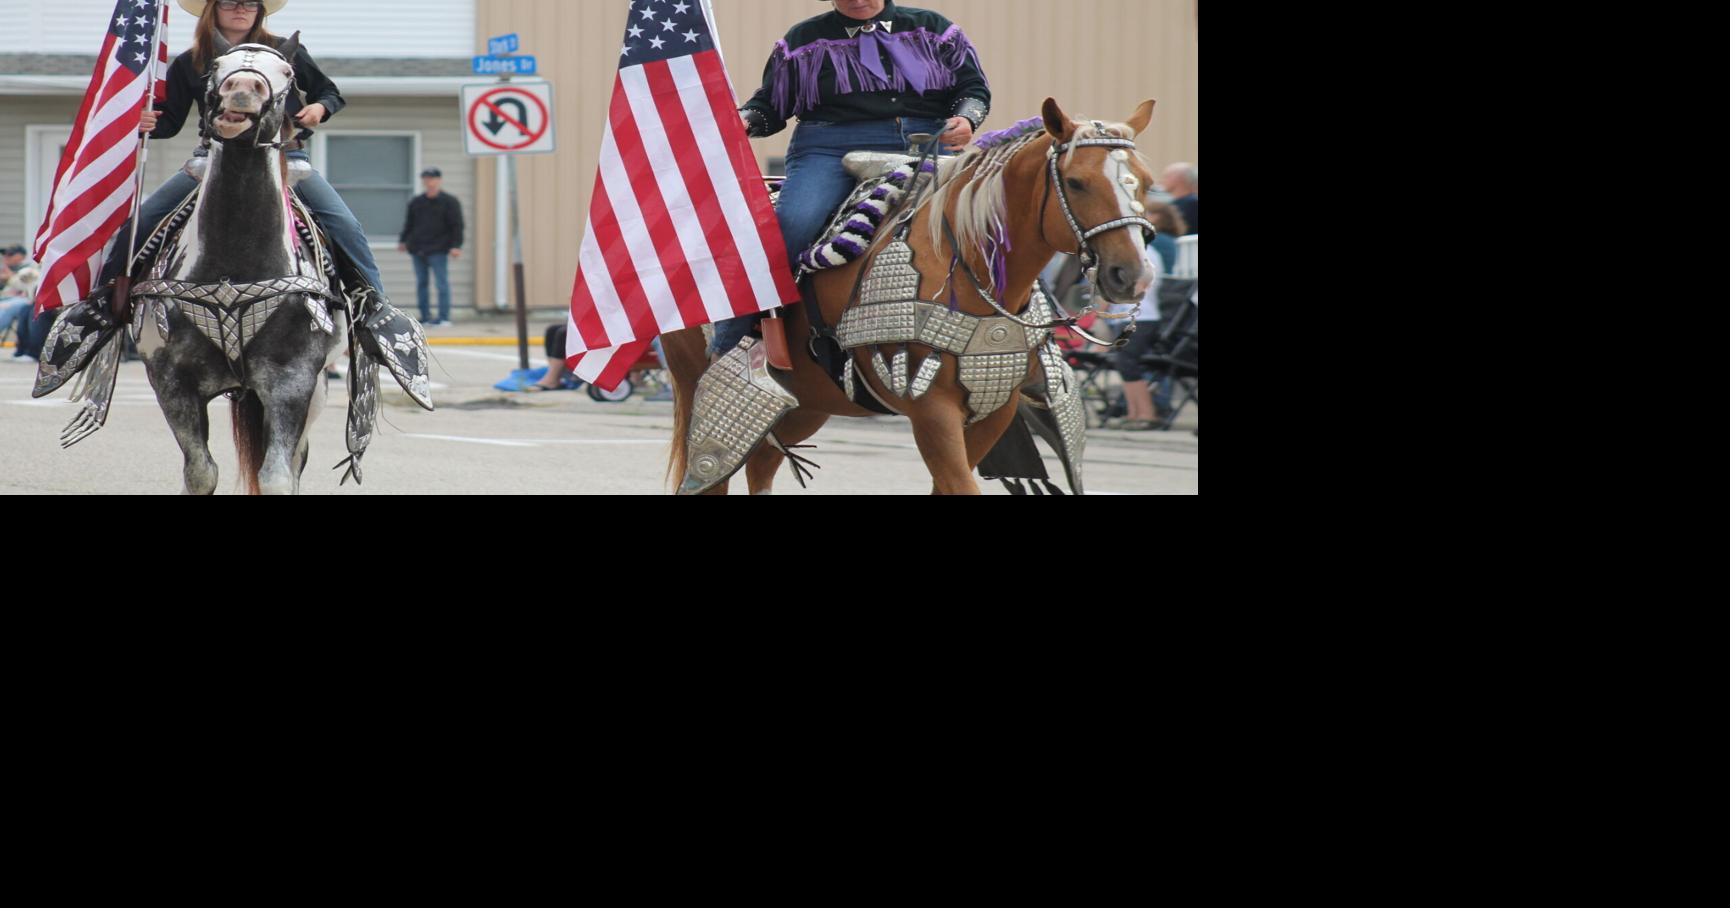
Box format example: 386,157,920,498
795,158,931,273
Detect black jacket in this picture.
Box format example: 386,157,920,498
400,193,465,255
149,38,346,143
740,1,990,138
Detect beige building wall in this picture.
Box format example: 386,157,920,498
473,0,1198,313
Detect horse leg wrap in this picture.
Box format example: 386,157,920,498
678,337,800,496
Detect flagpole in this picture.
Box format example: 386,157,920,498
113,0,164,322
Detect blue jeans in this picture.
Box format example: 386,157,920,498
412,253,451,322
98,151,384,293
711,116,949,355
3,297,32,354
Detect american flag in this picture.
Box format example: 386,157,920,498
565,0,799,390
32,0,170,314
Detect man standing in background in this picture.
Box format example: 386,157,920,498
399,167,464,327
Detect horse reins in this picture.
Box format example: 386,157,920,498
931,128,1157,347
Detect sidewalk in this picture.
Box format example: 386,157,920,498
418,307,568,348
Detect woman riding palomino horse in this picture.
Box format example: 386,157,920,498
665,96,1161,495
711,0,991,356
85,0,422,383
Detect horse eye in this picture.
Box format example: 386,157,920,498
1066,178,1086,192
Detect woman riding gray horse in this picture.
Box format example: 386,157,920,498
89,0,416,351
712,0,992,355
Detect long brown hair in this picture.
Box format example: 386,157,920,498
192,2,278,72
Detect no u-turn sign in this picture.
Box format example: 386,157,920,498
463,82,557,156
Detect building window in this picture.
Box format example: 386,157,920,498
318,133,420,242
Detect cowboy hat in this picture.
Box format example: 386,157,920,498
178,1,288,16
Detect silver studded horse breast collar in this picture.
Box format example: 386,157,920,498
129,192,340,370
131,273,338,367
834,240,1049,426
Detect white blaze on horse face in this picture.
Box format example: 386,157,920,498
1100,148,1155,298
211,47,294,139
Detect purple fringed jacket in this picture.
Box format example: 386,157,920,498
739,1,991,139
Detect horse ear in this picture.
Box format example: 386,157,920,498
1042,98,1075,143
279,31,302,63
213,30,234,57
1127,99,1157,137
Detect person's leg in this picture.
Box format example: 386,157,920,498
3,299,30,353
22,308,56,359
710,121,896,355
1115,322,1161,428
411,254,431,321
291,161,385,291
1153,375,1175,417
532,324,568,390
97,171,200,287
429,253,451,323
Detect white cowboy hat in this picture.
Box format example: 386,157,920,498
178,1,289,15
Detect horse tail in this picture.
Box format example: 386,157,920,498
661,326,710,490
231,390,266,496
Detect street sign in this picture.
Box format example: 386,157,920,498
463,82,556,156
488,34,519,56
473,55,537,76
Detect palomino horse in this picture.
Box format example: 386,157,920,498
665,98,1159,495
134,38,345,495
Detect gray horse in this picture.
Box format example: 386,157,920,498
140,37,343,495
35,36,430,494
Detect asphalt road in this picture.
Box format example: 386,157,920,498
0,343,1197,495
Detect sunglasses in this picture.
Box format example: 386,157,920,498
216,1,264,11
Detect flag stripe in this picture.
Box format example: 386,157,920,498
594,118,682,340
607,72,710,332
568,230,617,354
567,0,797,391
639,59,755,324
39,43,120,247
690,49,799,304
671,53,794,314
33,1,167,312
580,166,655,351
624,62,745,326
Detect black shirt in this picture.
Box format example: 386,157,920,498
740,1,990,138
149,38,347,143
400,193,465,256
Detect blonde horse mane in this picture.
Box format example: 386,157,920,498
924,117,1140,262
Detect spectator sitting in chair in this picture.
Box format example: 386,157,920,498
1115,202,1188,430
2,245,43,361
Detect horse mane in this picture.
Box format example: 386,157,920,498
925,115,1141,273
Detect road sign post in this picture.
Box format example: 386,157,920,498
466,34,555,368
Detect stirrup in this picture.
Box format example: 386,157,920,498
32,288,120,399
352,287,433,411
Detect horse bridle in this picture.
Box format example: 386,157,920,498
201,46,295,150
922,126,1158,347
1040,125,1158,273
